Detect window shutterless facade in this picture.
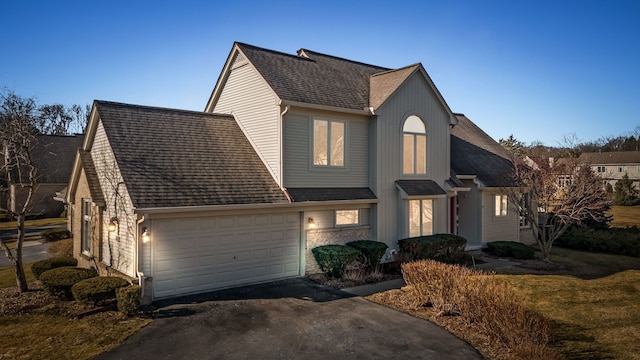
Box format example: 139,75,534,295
494,194,508,217
81,199,91,253
313,119,344,167
409,199,433,237
403,115,426,174
335,210,359,226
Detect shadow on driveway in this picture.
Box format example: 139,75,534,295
98,277,482,360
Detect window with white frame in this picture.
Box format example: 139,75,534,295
313,119,344,166
335,210,359,226
403,115,427,174
409,199,433,237
494,194,508,217
597,166,606,173
81,199,91,253
619,166,627,173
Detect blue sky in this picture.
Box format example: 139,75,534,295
3,0,639,145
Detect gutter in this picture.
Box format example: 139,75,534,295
280,100,371,116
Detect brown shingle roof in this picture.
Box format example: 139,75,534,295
396,180,446,196
237,42,389,111
32,134,84,184
78,150,105,205
94,101,288,209
450,114,514,187
370,64,420,109
286,188,377,202
579,151,640,165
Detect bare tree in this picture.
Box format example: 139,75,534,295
504,154,610,261
0,91,40,291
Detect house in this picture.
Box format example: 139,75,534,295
579,151,640,190
67,42,520,302
2,134,83,218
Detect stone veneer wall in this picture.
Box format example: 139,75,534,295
305,225,371,274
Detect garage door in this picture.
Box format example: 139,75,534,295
152,212,300,299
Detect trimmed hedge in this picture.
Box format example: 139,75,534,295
312,245,362,277
484,241,536,260
346,240,388,268
556,225,640,257
41,228,71,242
117,285,142,316
31,257,78,280
72,276,130,305
397,234,467,263
39,267,98,300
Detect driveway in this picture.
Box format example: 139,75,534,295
96,278,482,360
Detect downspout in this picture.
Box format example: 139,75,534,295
279,104,290,190
136,215,146,301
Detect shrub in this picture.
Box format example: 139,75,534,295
312,245,362,277
402,260,553,357
117,285,141,316
39,266,97,300
556,225,640,257
346,240,388,268
484,241,536,259
72,276,130,305
397,234,467,263
31,257,78,279
41,228,71,242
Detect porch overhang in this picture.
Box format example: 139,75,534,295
395,180,447,199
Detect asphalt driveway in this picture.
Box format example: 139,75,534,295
96,278,482,360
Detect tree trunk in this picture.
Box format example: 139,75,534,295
15,214,28,292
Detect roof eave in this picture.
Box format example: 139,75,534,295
280,100,371,116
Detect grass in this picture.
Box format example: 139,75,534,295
500,271,640,360
0,238,150,360
0,217,66,231
608,205,640,228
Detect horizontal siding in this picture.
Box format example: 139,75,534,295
91,121,136,277
481,191,519,242
213,59,281,184
283,111,369,187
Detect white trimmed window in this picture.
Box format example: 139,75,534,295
597,166,605,173
409,199,433,237
495,194,508,217
619,166,627,173
313,119,344,166
81,199,91,253
403,115,427,174
336,210,359,226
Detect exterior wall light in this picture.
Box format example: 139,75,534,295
142,228,151,243
108,217,119,232
307,217,317,229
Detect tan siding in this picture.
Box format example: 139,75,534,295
212,60,281,185
283,110,369,187
481,191,520,242
90,121,137,277
372,73,452,246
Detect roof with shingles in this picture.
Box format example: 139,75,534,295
78,150,105,205
395,180,447,196
286,188,377,202
579,151,640,165
31,134,83,184
94,101,288,209
370,64,420,109
450,114,514,188
236,42,389,111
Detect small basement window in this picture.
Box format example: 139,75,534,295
336,210,359,226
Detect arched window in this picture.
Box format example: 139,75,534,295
403,115,426,174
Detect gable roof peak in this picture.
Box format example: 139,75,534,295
371,63,421,78
297,48,390,71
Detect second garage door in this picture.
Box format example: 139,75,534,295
152,212,300,299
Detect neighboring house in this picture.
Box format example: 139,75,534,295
2,134,83,218
67,42,520,302
579,151,640,189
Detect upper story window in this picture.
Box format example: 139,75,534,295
313,119,344,167
619,166,627,173
597,166,606,173
403,115,426,174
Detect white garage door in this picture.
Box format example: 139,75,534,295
152,212,300,299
